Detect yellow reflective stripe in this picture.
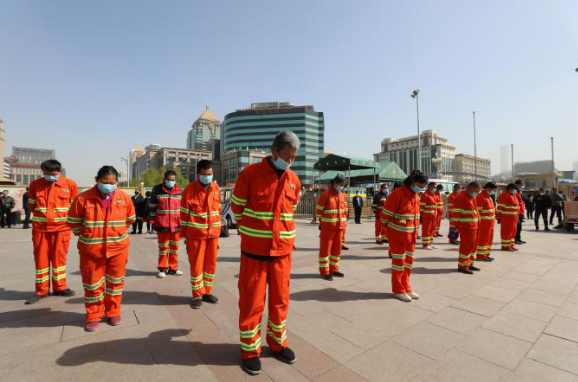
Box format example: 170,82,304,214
231,195,247,206
240,324,262,338
79,233,128,245
239,226,273,238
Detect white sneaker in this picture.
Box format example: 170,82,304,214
423,246,433,251
431,245,438,249
407,291,420,300
174,270,183,276
157,271,166,279
394,293,412,302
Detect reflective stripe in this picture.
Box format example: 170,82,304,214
391,264,405,271
240,226,273,238
84,293,105,303
231,195,247,206
35,207,48,212
36,267,49,274
240,338,261,352
106,274,125,284
391,253,406,259
35,275,50,283
52,266,66,273
240,324,261,339
266,329,287,345
156,209,180,214
54,217,68,222
28,198,37,203
182,221,209,229
268,319,286,332
54,207,70,212
83,277,105,290
79,233,128,245
158,242,169,248
243,208,274,220
31,216,47,222
169,240,180,245
126,214,136,221
105,288,123,296
51,275,64,282
67,217,84,223
83,220,128,227
387,222,418,232
280,230,296,238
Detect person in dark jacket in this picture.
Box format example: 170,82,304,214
352,191,363,224
550,188,566,226
533,188,551,231
22,187,31,229
131,188,146,234
524,195,534,219
1,190,15,228
143,191,153,233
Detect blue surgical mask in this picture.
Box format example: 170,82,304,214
431,189,437,194
334,185,344,192
44,174,59,182
490,191,496,196
98,183,116,194
199,175,213,184
273,156,291,171
469,191,478,197
165,180,176,188
411,185,422,193
510,189,518,195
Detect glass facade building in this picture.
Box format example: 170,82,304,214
223,102,324,185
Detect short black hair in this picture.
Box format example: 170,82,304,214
197,160,212,173
164,170,177,179
428,182,437,188
467,181,481,189
96,166,119,180
515,179,524,185
402,170,428,188
484,182,497,189
506,183,517,190
453,184,462,190
41,159,62,172
331,173,347,185
146,191,152,197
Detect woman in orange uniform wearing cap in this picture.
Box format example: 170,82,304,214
67,166,136,332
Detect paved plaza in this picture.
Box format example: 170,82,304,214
1,219,578,382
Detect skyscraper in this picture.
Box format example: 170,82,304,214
500,145,510,174
187,106,221,151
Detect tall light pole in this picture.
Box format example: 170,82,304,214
121,157,130,187
473,111,477,181
551,137,556,188
411,89,421,172
511,144,515,181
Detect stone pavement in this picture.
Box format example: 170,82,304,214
1,219,578,382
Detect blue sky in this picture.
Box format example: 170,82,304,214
1,0,577,185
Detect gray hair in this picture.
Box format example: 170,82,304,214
272,131,300,151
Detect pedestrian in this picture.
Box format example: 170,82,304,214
550,188,565,226
143,191,153,233
454,182,482,274
381,170,427,302
0,190,15,228
420,182,438,250
534,188,551,231
434,184,444,237
447,184,462,244
524,194,535,219
475,182,497,262
180,160,221,309
231,131,301,375
130,188,145,234
316,174,348,281
372,184,389,244
150,170,183,278
67,166,136,331
497,183,520,251
22,187,31,229
25,159,79,304
353,191,363,224
514,180,526,245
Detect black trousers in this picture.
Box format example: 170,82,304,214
515,214,523,241
23,208,31,228
550,206,563,225
132,219,144,233
526,209,534,219
534,209,548,229
354,207,362,224
0,209,11,228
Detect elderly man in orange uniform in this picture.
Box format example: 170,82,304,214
180,160,222,309
476,182,497,262
497,183,520,251
232,131,301,375
26,159,78,305
454,182,481,274
420,182,438,249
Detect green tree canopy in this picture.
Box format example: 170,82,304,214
131,166,188,189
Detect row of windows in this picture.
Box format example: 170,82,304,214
224,112,324,124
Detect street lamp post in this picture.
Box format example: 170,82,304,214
473,111,478,181
121,157,130,187
411,89,421,172
551,137,556,188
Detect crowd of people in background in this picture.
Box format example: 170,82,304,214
523,187,568,230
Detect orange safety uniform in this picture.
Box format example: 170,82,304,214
476,191,496,260
231,157,301,360
497,191,520,250
453,192,480,269
420,190,438,247
150,183,182,272
381,185,420,294
372,192,387,243
67,187,136,323
434,192,444,236
316,188,347,275
447,191,461,242
180,180,222,298
28,176,78,295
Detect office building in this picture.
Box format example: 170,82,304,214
187,106,221,151
452,154,492,183
220,149,268,186
131,144,162,182
0,119,5,178
12,146,55,164
128,145,144,181
223,102,324,185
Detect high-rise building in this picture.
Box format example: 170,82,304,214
374,130,455,179
128,145,144,181
452,154,492,183
0,119,5,178
573,161,578,181
221,149,268,186
12,146,55,164
500,145,510,174
223,102,325,185
187,106,221,151
132,144,162,182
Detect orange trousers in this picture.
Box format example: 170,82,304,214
476,220,495,259
238,254,291,359
187,237,218,298
375,215,383,241
80,250,127,322
388,229,416,294
500,217,517,250
157,231,180,271
435,213,442,235
32,230,71,295
319,228,343,275
421,215,436,247
458,228,478,269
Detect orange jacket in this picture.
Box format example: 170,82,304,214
447,191,461,223
316,188,347,230
420,191,438,218
476,191,496,223
436,193,444,216
180,180,222,239
497,191,520,221
231,157,301,257
28,176,78,232
67,186,136,257
453,192,480,230
515,192,525,215
381,185,421,237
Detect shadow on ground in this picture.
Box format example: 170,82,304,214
65,291,191,306
290,288,392,302
0,308,85,328
380,267,457,275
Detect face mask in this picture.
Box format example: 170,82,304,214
510,189,518,195
469,191,478,197
98,183,116,194
44,174,59,182
165,180,176,188
199,175,213,184
520,186,525,190
411,185,423,193
334,185,344,192
431,189,437,194
490,191,496,196
273,156,291,171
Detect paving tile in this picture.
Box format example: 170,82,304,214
518,288,568,307
392,322,463,360
407,292,458,313
289,332,340,380
473,286,520,303
451,295,506,317
502,299,558,323
430,284,476,300
427,307,488,335
507,358,578,382
557,302,578,321
314,365,368,382
503,271,542,283
545,316,578,343
482,311,547,342
527,334,578,375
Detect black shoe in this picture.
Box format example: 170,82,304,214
469,266,481,272
436,234,443,237
25,293,49,305
131,231,136,235
458,268,474,275
138,231,142,234
515,241,523,245
332,271,344,278
341,245,349,250
383,239,389,243
486,257,495,262
274,347,296,364
479,257,492,262
190,298,203,309
53,289,75,297
321,274,333,281
202,294,219,304
545,228,551,231
242,356,262,375
535,227,539,231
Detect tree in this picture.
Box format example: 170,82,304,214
132,166,188,189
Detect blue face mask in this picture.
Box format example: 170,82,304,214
411,185,423,193
334,185,344,192
199,175,213,184
165,180,176,188
489,190,496,196
98,183,116,194
44,174,59,182
273,156,291,171
431,189,437,194
510,189,518,195
469,191,478,197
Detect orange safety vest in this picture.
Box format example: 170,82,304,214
453,192,480,229
180,180,222,239
67,186,136,257
316,188,347,230
447,191,461,224
420,191,438,217
231,157,301,257
476,192,496,222
28,176,78,232
381,185,421,236
436,192,444,215
497,191,520,221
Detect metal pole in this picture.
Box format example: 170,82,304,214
551,137,555,188
473,111,477,181
511,144,514,181
416,94,421,172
